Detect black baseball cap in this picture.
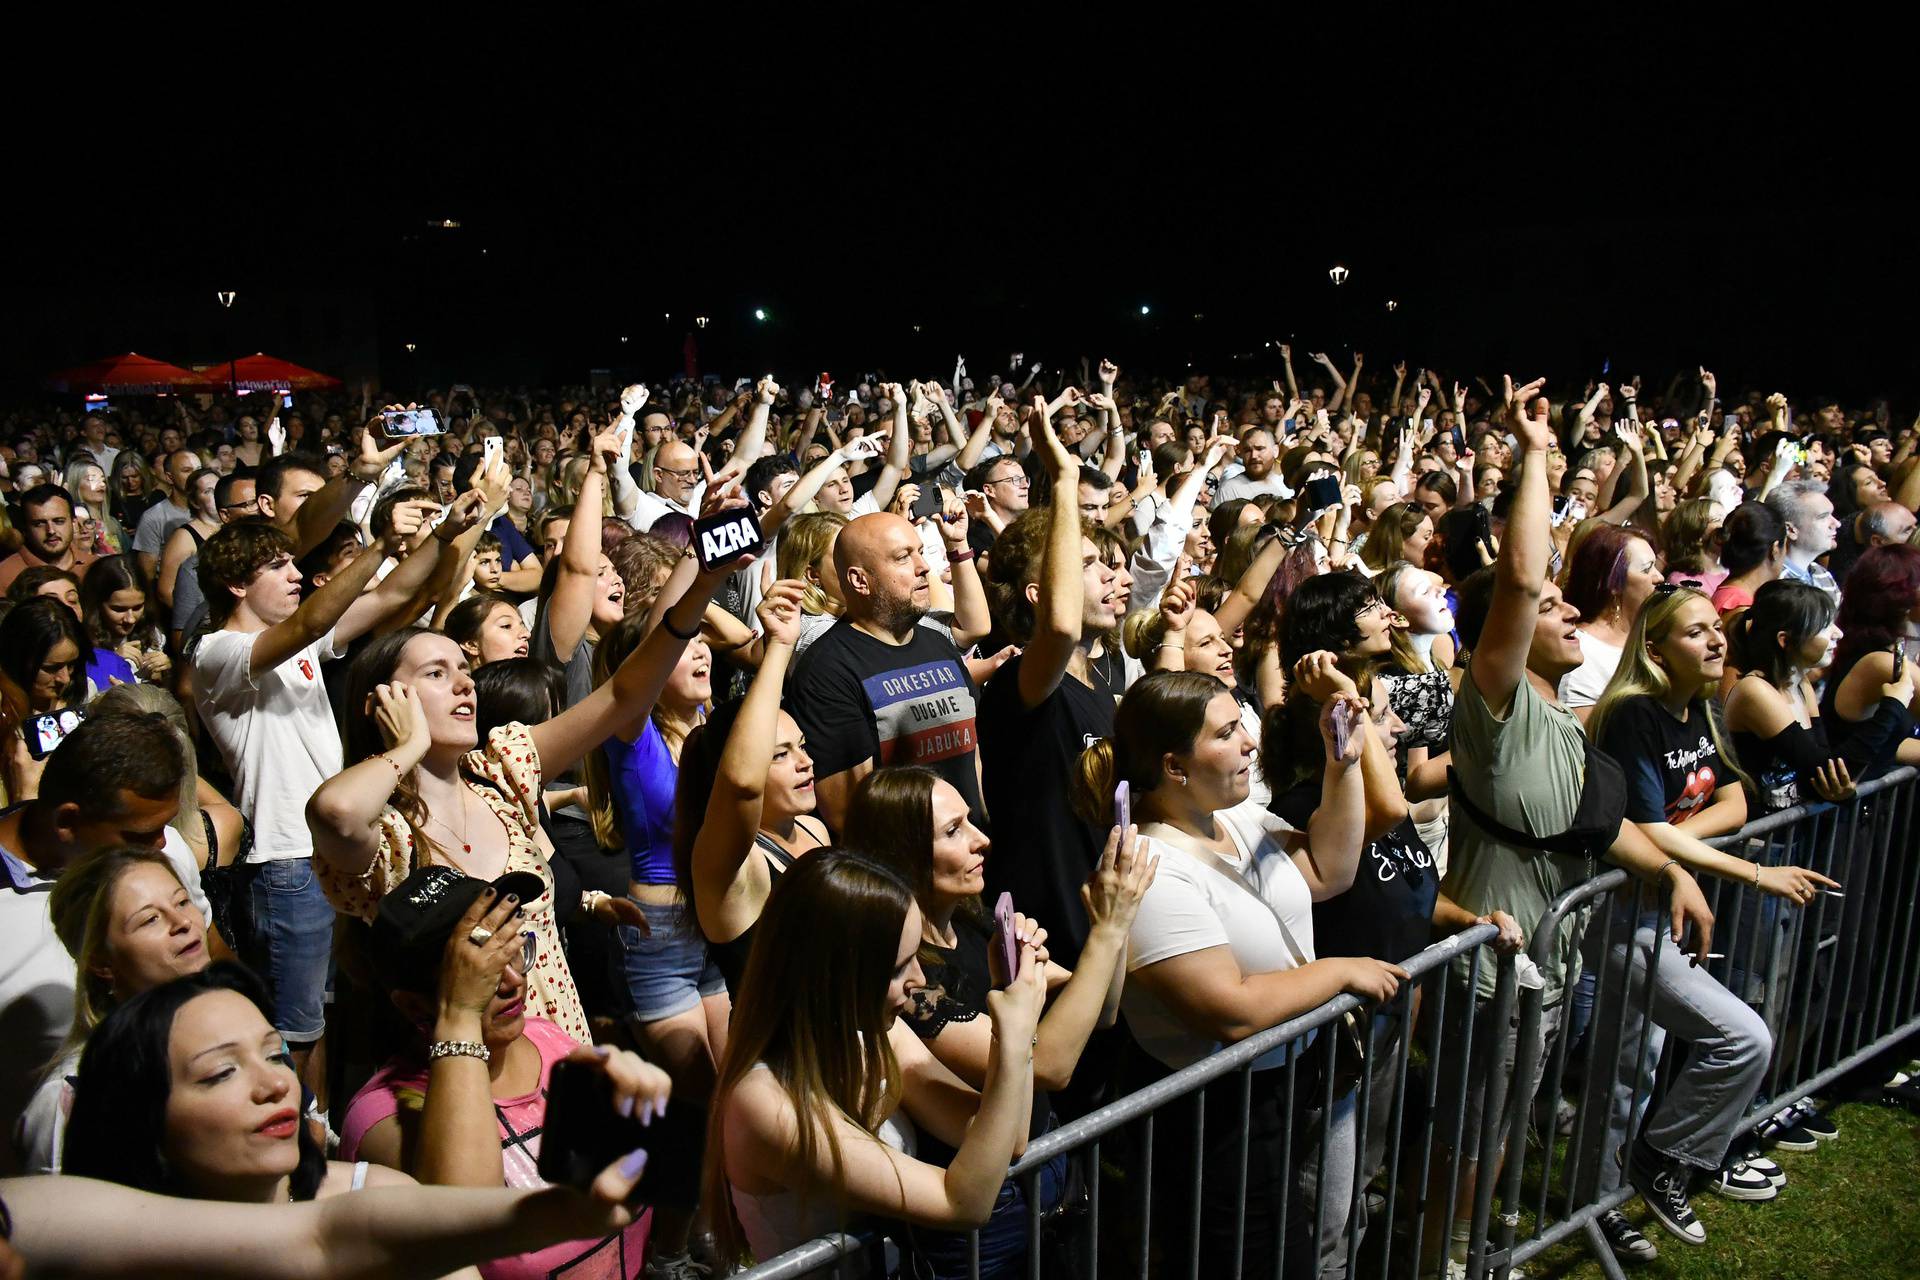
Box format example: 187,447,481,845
367,865,547,994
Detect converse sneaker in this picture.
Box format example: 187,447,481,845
1598,1209,1659,1262
1708,1159,1779,1201
1628,1141,1707,1245
1792,1101,1838,1142
1756,1105,1819,1152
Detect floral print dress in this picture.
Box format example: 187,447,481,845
318,721,589,1043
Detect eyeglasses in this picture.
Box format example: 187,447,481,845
1354,597,1393,622
654,466,699,483
519,930,537,974
221,497,261,512
987,473,1030,489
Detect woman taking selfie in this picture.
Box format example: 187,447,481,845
707,850,1046,1267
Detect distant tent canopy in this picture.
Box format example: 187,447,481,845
195,353,343,391
47,353,212,395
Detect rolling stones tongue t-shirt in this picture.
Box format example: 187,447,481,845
1597,696,1726,825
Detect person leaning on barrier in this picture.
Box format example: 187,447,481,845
1579,585,1836,1254
1432,377,1715,1275
1077,669,1397,1280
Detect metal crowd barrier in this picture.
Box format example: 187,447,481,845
1474,766,1920,1280
730,769,1920,1280
733,920,1508,1280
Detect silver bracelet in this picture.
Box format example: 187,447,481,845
428,1040,490,1064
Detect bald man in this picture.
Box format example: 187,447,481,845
1832,499,1918,585
787,512,984,830
628,438,703,529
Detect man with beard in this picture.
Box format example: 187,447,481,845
0,485,95,592
788,512,983,832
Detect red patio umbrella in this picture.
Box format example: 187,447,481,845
47,352,213,395
196,352,344,391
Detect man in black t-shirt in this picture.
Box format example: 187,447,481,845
978,397,1121,969
788,513,983,831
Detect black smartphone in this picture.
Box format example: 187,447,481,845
27,707,85,760
692,508,765,573
1894,645,1906,684
536,1061,704,1209
911,481,944,521
1303,474,1341,513
1450,426,1466,454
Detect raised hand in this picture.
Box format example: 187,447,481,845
621,383,650,415
757,579,807,649
937,487,971,546
1033,395,1077,476
1699,366,1718,400
373,679,431,751
355,412,411,481
1081,822,1159,935
1098,357,1120,386
1292,649,1358,701
1503,375,1551,453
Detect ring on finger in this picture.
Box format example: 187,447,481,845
467,926,494,946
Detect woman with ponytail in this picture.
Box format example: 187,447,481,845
1074,669,1401,1278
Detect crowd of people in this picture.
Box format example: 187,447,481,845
0,351,1916,1278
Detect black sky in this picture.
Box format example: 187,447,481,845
6,24,1909,401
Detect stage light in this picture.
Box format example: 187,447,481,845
754,308,768,322
695,316,710,329
404,342,418,354
1140,305,1151,315
1386,299,1399,312
216,291,236,308
1329,265,1350,286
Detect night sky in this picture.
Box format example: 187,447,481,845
7,27,1908,403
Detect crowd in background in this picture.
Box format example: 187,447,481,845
1,348,1916,1279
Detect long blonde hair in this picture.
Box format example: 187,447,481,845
48,845,188,1055
1587,586,1747,789
778,512,849,617
704,851,912,1264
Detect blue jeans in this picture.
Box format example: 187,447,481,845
619,898,724,1023
909,1147,1067,1279
245,858,333,1043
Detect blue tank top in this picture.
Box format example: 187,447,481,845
602,719,679,884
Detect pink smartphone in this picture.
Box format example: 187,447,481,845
992,892,1018,988
1114,780,1130,831
1330,699,1357,758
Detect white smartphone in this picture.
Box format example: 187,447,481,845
482,436,503,471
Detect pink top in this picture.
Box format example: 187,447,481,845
318,722,588,1042
1667,566,1729,598
339,1018,651,1279
1710,581,1755,614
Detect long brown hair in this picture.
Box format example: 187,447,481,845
843,766,984,960
705,851,916,1264
343,628,446,865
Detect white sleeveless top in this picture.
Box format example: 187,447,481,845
731,1063,917,1263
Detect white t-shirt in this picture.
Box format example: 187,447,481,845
1124,808,1317,1071
1216,471,1294,506
192,627,346,863
0,847,70,1172
1557,629,1624,710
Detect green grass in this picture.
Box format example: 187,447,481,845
1519,1100,1920,1280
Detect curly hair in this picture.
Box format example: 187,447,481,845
196,521,296,625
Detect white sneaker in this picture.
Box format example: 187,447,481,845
1708,1160,1779,1201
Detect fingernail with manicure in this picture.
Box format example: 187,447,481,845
619,1147,649,1179
617,1094,635,1118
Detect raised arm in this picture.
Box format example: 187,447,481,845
690,582,804,942
545,430,616,658
1015,395,1090,710
933,491,992,647
1467,376,1552,717
1312,351,1350,414
953,389,1006,473
1286,659,1372,899
1279,344,1299,401
1597,423,1648,525
533,484,775,778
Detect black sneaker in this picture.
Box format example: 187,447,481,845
1739,1146,1787,1188
1792,1102,1839,1142
1757,1106,1819,1152
1707,1159,1779,1201
1598,1209,1659,1263
1628,1141,1707,1245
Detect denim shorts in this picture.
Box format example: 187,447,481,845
619,898,724,1023
244,857,334,1043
